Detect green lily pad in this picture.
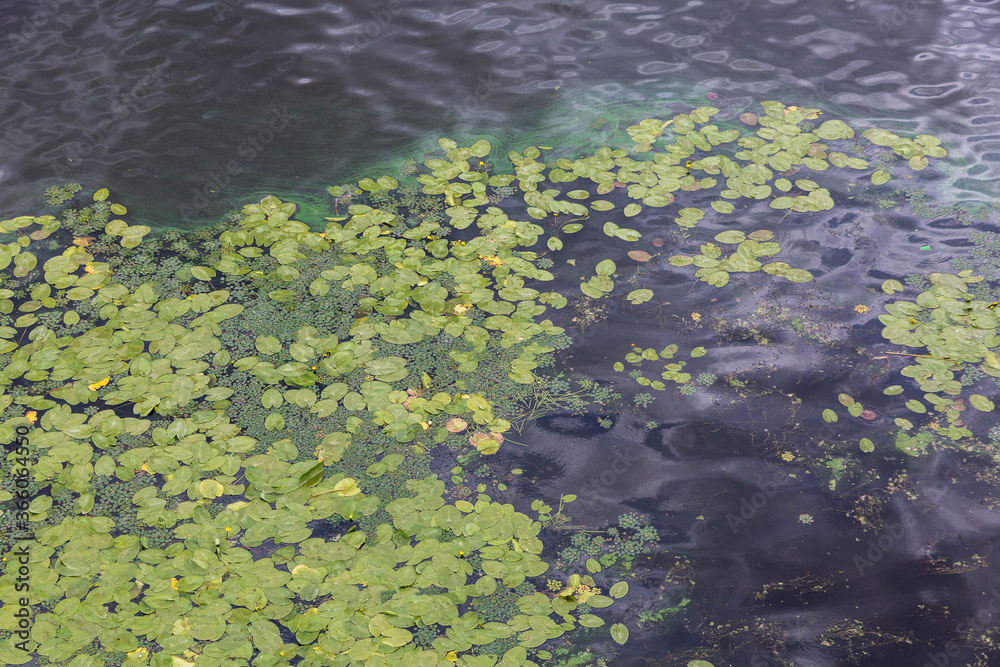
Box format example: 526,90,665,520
882,279,904,294
627,289,654,305
715,230,746,244
969,394,994,412
871,170,891,185
609,581,629,598
611,623,629,645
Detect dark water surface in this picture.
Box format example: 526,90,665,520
3,0,1000,665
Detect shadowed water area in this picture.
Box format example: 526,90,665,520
1,1,1000,666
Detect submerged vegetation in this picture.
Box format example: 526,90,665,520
0,100,995,666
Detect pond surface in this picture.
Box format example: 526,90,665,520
2,1,1000,666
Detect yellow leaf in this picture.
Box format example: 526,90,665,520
126,647,148,660
88,377,110,391
445,418,468,433
140,462,153,475
25,411,37,424
169,577,179,590
445,651,458,663
72,236,94,247
198,479,224,498
332,478,361,496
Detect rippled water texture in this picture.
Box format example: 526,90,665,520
3,0,1000,665
1,0,998,222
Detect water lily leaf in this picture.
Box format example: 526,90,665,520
782,268,813,283
614,227,642,241
106,219,128,236
262,388,283,409
871,170,891,185
299,462,324,488
624,203,642,217
381,627,413,647
265,412,285,430
882,279,904,295
822,409,838,423
332,477,361,496
627,289,653,305
199,479,224,498
628,251,651,262
895,417,913,430
609,581,629,598
591,200,614,211
611,623,629,645
562,223,584,233
446,418,468,433
711,201,735,214
848,402,864,417
748,229,774,241
969,394,994,412
586,558,601,573
595,259,616,276
578,614,605,628
689,347,706,357
905,399,927,414
256,335,282,355
715,231,746,244
94,188,109,201
191,266,216,281
814,119,854,140
860,438,874,453
909,156,929,170
704,270,729,287
838,393,855,406
547,237,563,251
883,385,904,395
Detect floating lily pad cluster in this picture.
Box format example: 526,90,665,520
603,103,945,406
0,104,958,665
667,229,812,288
819,271,1000,451
0,168,640,667
611,343,708,391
